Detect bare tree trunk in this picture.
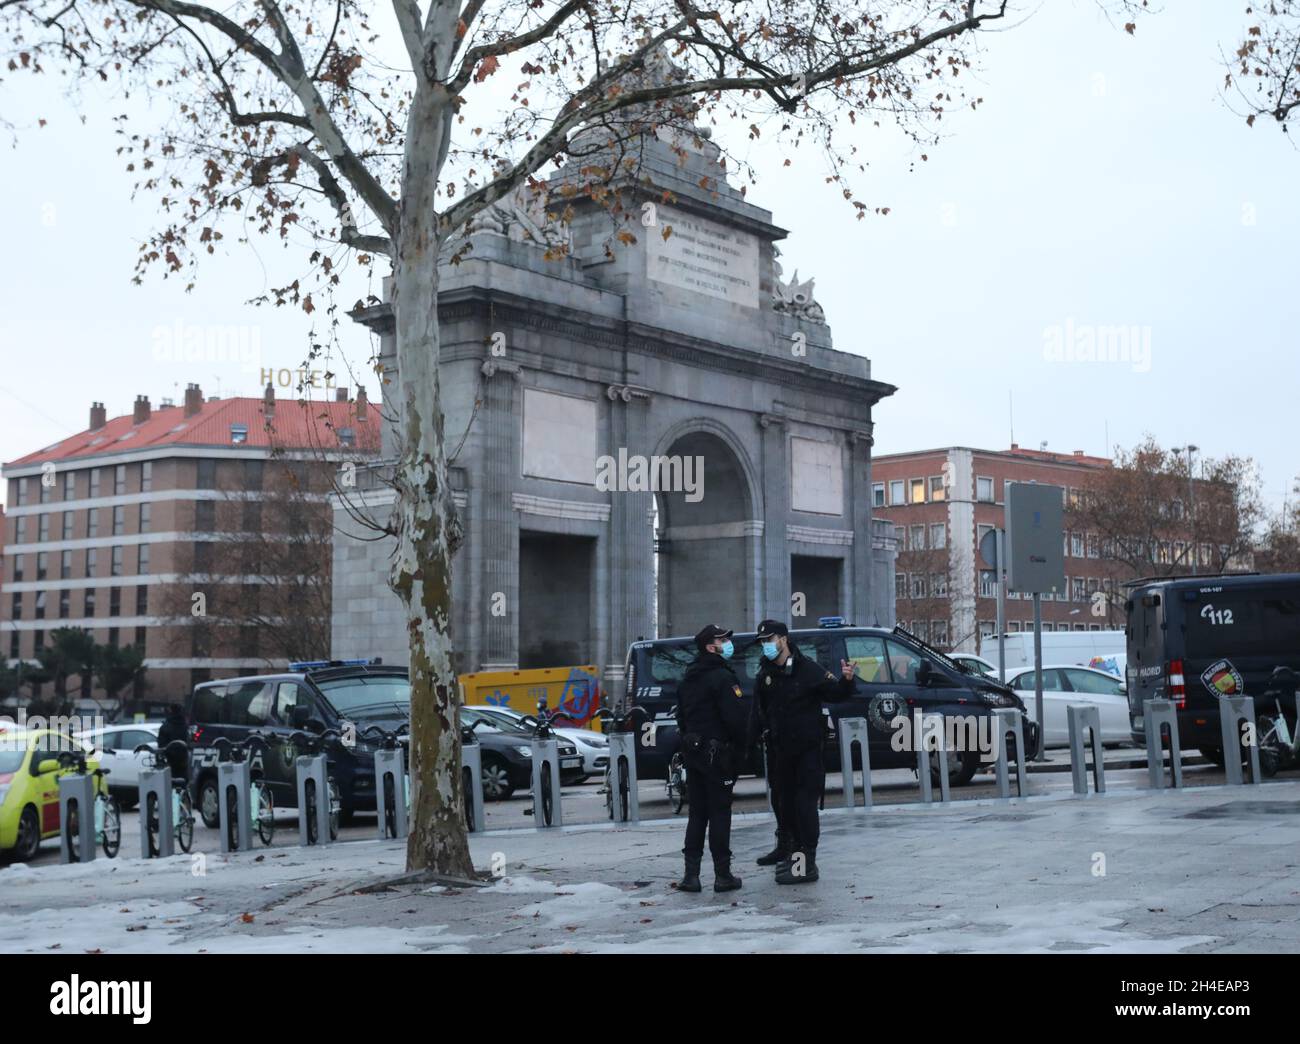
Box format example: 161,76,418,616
391,84,473,878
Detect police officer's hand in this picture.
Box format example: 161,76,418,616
841,659,857,681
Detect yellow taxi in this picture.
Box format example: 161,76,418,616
0,729,100,862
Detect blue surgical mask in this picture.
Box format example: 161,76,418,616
762,641,779,660
719,640,734,660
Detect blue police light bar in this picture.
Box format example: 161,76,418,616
818,616,846,628
288,657,378,671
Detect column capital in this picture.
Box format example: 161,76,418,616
849,424,875,448
758,412,786,430
605,384,651,403
481,359,522,379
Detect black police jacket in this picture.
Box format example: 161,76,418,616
675,652,749,751
752,648,853,754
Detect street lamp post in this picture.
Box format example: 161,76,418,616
1173,444,1199,575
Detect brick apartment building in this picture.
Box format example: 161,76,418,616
873,444,1199,655
1,383,377,711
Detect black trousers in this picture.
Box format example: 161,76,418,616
765,744,793,850
773,744,825,856
683,764,735,865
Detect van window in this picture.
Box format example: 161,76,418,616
272,682,308,724
844,635,889,682
191,685,227,724
227,681,273,726
646,644,697,685
884,639,924,684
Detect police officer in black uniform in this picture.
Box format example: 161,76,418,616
675,623,749,894
753,619,856,884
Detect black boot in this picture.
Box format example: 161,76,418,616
775,850,819,885
714,861,742,893
676,855,702,893
757,833,792,867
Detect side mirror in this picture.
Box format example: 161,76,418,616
916,661,933,687
36,758,61,774
291,705,311,729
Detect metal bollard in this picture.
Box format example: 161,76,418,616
607,731,640,824
460,742,484,835
914,711,950,805
993,708,1028,799
138,766,174,859
530,737,563,829
58,773,96,864
1217,695,1262,786
1143,699,1183,790
1067,705,1105,797
295,754,332,846
838,717,872,810
217,760,253,854
373,748,409,839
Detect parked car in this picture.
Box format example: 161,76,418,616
622,620,1040,786
950,652,999,678
458,707,586,799
1125,572,1300,764
74,722,160,810
0,729,102,863
1003,665,1131,748
466,704,608,778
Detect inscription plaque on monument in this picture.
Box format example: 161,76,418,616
646,205,760,308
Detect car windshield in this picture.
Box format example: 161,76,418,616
0,748,27,773
316,676,411,716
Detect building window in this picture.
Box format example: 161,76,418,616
39,477,51,504
912,574,928,598
136,586,148,616
61,511,73,540
108,627,119,648
980,569,997,598
337,427,355,448
33,629,44,653
976,476,995,503
85,547,97,578
16,477,29,505
36,552,48,581
910,525,925,550
909,478,926,504
1071,532,1084,558
112,505,126,536
89,469,101,498
14,516,26,544
230,423,249,445
1073,577,1086,602
1009,620,1022,633
139,503,151,533
195,501,216,531
889,479,905,506
1088,534,1100,558
138,544,150,575
134,626,147,649
10,591,21,620
34,591,46,620
114,464,127,495
87,507,99,538
929,523,946,550
893,526,905,549
141,461,153,493
109,588,121,617
38,514,49,542
928,476,945,502
12,554,23,582
931,573,948,596
912,621,930,642
8,632,18,658
84,589,96,616
931,620,949,647
197,459,217,490
243,500,262,532
63,472,76,499
896,573,908,600
58,590,70,619
59,550,71,579
111,546,124,577
872,483,885,508
978,620,995,640
244,459,264,489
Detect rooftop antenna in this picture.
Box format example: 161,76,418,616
1008,391,1014,446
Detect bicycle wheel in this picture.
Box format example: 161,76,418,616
66,799,82,863
145,792,161,858
100,796,121,859
385,773,398,838
618,758,630,821
256,784,275,846
1257,717,1282,778
175,789,194,853
328,780,340,841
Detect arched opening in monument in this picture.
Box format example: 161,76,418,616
654,431,755,639
790,554,844,625
518,531,596,668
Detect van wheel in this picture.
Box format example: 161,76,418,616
198,777,221,828
12,806,41,862
480,755,515,801
929,747,979,788
1199,746,1226,769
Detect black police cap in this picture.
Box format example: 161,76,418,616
695,624,734,650
756,619,789,639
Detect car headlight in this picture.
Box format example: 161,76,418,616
513,745,533,757
980,691,1016,708
586,737,608,749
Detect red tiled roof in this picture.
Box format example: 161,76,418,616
5,396,380,467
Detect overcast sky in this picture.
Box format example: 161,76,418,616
1,1,1296,512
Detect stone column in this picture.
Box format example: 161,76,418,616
849,424,875,626
605,385,654,683
758,413,789,621
480,359,521,670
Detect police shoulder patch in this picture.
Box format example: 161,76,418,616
733,686,742,698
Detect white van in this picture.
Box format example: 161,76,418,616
992,630,1126,678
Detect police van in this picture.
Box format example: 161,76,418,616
1124,572,1300,763
621,618,1039,786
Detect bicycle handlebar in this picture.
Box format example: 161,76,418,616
594,705,648,732
211,733,270,762
132,740,191,768
285,729,341,755
361,723,409,749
